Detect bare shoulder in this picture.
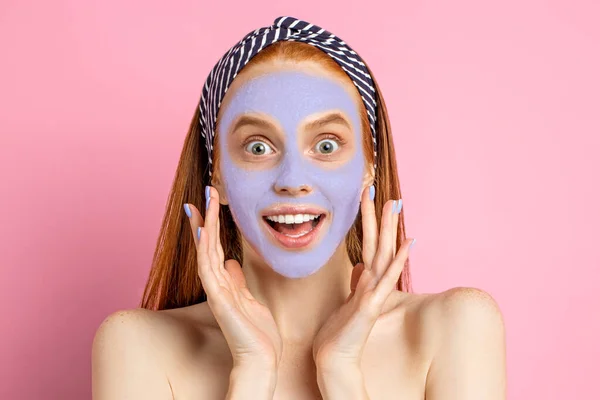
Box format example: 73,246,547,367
93,302,218,353
92,303,223,400
403,287,506,399
422,286,504,326
390,287,504,331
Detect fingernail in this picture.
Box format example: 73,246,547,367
205,186,211,210
409,238,416,249
369,185,375,201
396,199,403,214
197,226,202,240
183,203,192,218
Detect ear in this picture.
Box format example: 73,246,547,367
210,170,229,205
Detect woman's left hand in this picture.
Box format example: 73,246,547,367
312,185,415,374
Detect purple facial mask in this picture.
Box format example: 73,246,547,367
218,70,365,278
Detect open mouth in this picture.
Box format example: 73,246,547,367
261,213,327,249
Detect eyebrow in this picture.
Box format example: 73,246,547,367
230,115,276,134
303,112,352,131
229,111,352,134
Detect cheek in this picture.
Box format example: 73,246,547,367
308,154,365,208
221,163,275,215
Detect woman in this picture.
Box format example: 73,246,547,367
92,16,506,399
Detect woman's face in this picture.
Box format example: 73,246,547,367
215,63,369,278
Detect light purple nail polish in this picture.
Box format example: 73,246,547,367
197,226,202,240
184,203,192,218
205,186,211,210
396,199,403,214
409,238,416,249
369,185,375,201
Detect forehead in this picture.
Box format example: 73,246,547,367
217,70,362,134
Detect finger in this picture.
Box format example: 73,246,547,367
204,186,218,253
372,199,397,277
372,238,415,307
215,200,225,266
361,185,378,269
198,242,244,331
392,200,402,255
354,265,377,295
184,203,204,247
196,225,222,301
185,203,219,301
204,186,226,282
198,227,244,324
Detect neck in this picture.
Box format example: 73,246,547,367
241,239,354,346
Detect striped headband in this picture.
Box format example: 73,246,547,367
198,16,378,178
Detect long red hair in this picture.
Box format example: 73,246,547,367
141,41,412,310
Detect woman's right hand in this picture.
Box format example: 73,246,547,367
184,186,283,371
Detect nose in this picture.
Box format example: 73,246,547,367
273,155,313,197
274,181,313,196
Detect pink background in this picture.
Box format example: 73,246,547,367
1,0,598,398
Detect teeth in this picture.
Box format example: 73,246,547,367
265,213,321,224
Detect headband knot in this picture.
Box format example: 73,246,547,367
199,16,378,177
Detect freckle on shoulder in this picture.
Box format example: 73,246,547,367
96,308,156,339
414,287,504,330
439,287,502,313
432,287,506,336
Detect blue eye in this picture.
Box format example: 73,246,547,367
245,140,273,156
315,139,339,154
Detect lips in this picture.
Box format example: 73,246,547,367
259,205,328,250
261,205,327,217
